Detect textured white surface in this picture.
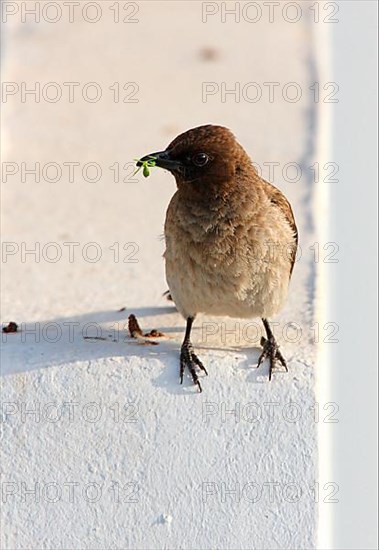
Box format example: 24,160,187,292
1,2,326,548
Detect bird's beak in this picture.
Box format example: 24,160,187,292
136,150,183,172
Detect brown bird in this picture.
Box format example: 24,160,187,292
137,125,298,391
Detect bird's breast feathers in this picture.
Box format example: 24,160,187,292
164,188,297,319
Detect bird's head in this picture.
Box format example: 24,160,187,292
137,124,254,194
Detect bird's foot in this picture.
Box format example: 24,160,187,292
257,336,288,381
180,342,208,392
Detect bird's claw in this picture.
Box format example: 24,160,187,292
180,343,208,392
258,336,288,381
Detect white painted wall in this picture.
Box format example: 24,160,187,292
1,2,331,548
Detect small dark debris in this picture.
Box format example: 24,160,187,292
118,306,126,312
128,314,144,338
83,336,107,341
128,314,166,344
145,329,165,338
199,47,220,61
2,322,18,333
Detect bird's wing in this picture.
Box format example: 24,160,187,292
263,179,298,276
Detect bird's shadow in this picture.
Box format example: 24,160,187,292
1,306,271,391
1,306,176,376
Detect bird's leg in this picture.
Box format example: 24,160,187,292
258,318,288,381
180,317,208,392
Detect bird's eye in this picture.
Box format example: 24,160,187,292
192,153,210,167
